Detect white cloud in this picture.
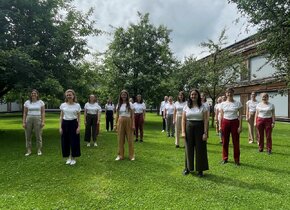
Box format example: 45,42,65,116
73,0,257,61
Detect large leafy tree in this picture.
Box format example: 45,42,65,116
103,12,177,107
180,30,247,126
0,0,100,99
228,0,290,86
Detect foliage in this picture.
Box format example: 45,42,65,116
228,0,290,86
0,113,290,209
0,0,100,100
103,12,177,107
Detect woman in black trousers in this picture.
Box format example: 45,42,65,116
182,89,209,177
105,98,115,131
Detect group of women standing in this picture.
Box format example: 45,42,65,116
22,88,276,173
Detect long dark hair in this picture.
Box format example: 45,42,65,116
187,89,202,108
136,94,143,104
177,91,185,102
117,90,131,112
29,89,40,103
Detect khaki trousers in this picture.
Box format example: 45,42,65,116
247,112,257,142
25,115,42,151
175,115,182,145
117,117,134,159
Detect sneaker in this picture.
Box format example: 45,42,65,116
25,152,31,157
175,145,180,148
182,169,190,176
93,142,98,147
37,150,42,156
115,156,121,161
70,160,76,165
197,171,204,177
66,159,72,165
162,130,165,132
86,143,90,147
249,140,253,144
130,157,135,161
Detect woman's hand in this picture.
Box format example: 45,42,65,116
237,127,242,134
41,122,45,128
202,133,208,141
59,128,63,135
76,126,80,134
22,122,26,129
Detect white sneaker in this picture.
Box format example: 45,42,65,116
86,143,90,147
94,142,98,147
130,157,135,161
70,160,76,165
162,130,165,132
65,159,72,165
37,151,42,156
25,152,31,157
115,156,121,161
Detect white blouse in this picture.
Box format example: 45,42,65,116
133,102,146,114
174,101,187,116
246,100,259,113
220,100,242,120
84,102,101,115
105,104,115,111
24,100,45,116
117,103,133,118
60,103,81,120
165,103,175,115
256,102,275,118
183,104,206,121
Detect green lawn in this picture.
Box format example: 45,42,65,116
0,113,289,209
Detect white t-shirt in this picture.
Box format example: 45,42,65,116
24,100,45,116
165,103,175,115
105,103,115,111
246,100,259,113
220,100,242,120
256,102,275,118
202,102,210,112
174,101,187,116
160,101,168,114
183,104,206,121
60,102,81,120
117,103,133,117
133,102,146,114
84,102,101,115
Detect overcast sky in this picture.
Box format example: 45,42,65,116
73,0,257,61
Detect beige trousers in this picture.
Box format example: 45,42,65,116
175,115,183,145
117,117,134,159
25,115,43,151
247,112,257,142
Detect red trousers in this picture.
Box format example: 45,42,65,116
134,113,144,139
221,118,240,163
256,117,273,151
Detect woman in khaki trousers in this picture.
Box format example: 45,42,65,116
114,90,135,161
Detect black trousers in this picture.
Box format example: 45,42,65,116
106,110,114,131
84,114,98,142
61,119,81,158
185,120,209,172
162,111,166,130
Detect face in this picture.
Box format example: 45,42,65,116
31,91,38,99
164,96,168,101
261,94,269,102
66,91,74,101
190,91,198,101
137,95,141,102
226,91,234,98
200,93,205,101
178,93,184,100
89,95,96,103
251,92,256,99
217,97,222,103
168,97,173,103
121,92,128,101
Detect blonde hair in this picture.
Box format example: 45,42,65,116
64,89,77,102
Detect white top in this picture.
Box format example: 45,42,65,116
60,102,81,120
160,101,168,114
256,102,275,118
174,101,187,116
202,102,210,112
215,103,222,121
246,100,259,113
133,102,146,114
84,102,101,115
105,103,115,111
24,100,45,116
165,103,175,115
220,100,242,120
117,103,133,118
183,104,206,121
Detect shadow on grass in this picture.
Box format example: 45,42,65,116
240,162,290,176
205,173,283,194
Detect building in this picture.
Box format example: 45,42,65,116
226,35,289,119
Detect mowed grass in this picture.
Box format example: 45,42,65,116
0,112,290,210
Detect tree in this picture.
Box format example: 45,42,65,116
0,0,100,98
103,12,177,108
228,0,290,86
180,29,247,127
